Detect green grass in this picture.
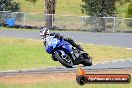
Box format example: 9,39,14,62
0,38,132,70
14,0,84,16
13,0,129,17
0,80,131,88
0,27,40,31
82,44,132,63
116,3,130,17
0,38,61,70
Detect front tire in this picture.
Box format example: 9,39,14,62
55,51,73,68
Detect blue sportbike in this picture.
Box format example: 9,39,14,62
40,29,92,68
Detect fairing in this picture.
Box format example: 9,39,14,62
45,36,73,54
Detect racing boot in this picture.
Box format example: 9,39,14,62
76,44,87,54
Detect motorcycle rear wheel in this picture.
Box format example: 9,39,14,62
82,54,92,66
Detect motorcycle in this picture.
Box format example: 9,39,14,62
41,31,92,68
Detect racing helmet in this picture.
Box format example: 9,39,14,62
40,27,50,37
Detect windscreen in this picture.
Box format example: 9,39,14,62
45,36,60,48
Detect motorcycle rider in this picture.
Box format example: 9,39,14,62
40,27,86,53
40,27,92,67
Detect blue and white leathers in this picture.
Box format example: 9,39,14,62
45,35,73,55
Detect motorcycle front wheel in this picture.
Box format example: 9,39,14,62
55,51,73,68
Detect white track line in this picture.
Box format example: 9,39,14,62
126,48,132,50
94,58,132,65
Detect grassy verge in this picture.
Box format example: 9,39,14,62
14,0,84,16
0,38,60,70
82,44,132,63
0,27,40,31
0,38,132,70
0,69,131,88
14,0,129,17
0,80,131,88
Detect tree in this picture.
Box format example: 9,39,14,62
45,0,56,29
0,0,20,12
82,0,116,17
27,0,56,29
82,0,131,17
81,0,116,32
126,2,132,18
125,2,132,27
81,0,131,32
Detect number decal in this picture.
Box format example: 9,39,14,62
52,39,59,45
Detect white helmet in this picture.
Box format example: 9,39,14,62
40,27,50,36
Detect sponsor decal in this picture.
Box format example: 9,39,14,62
76,65,131,85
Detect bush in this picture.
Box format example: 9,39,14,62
125,2,132,27
0,0,20,12
126,2,132,18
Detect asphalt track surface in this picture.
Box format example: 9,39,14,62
0,30,132,48
0,30,132,75
0,58,132,76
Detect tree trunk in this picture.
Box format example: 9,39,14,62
98,0,107,32
100,18,106,31
45,0,56,29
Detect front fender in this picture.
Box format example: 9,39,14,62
46,46,53,54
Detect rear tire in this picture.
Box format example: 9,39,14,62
55,51,73,68
82,54,92,66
